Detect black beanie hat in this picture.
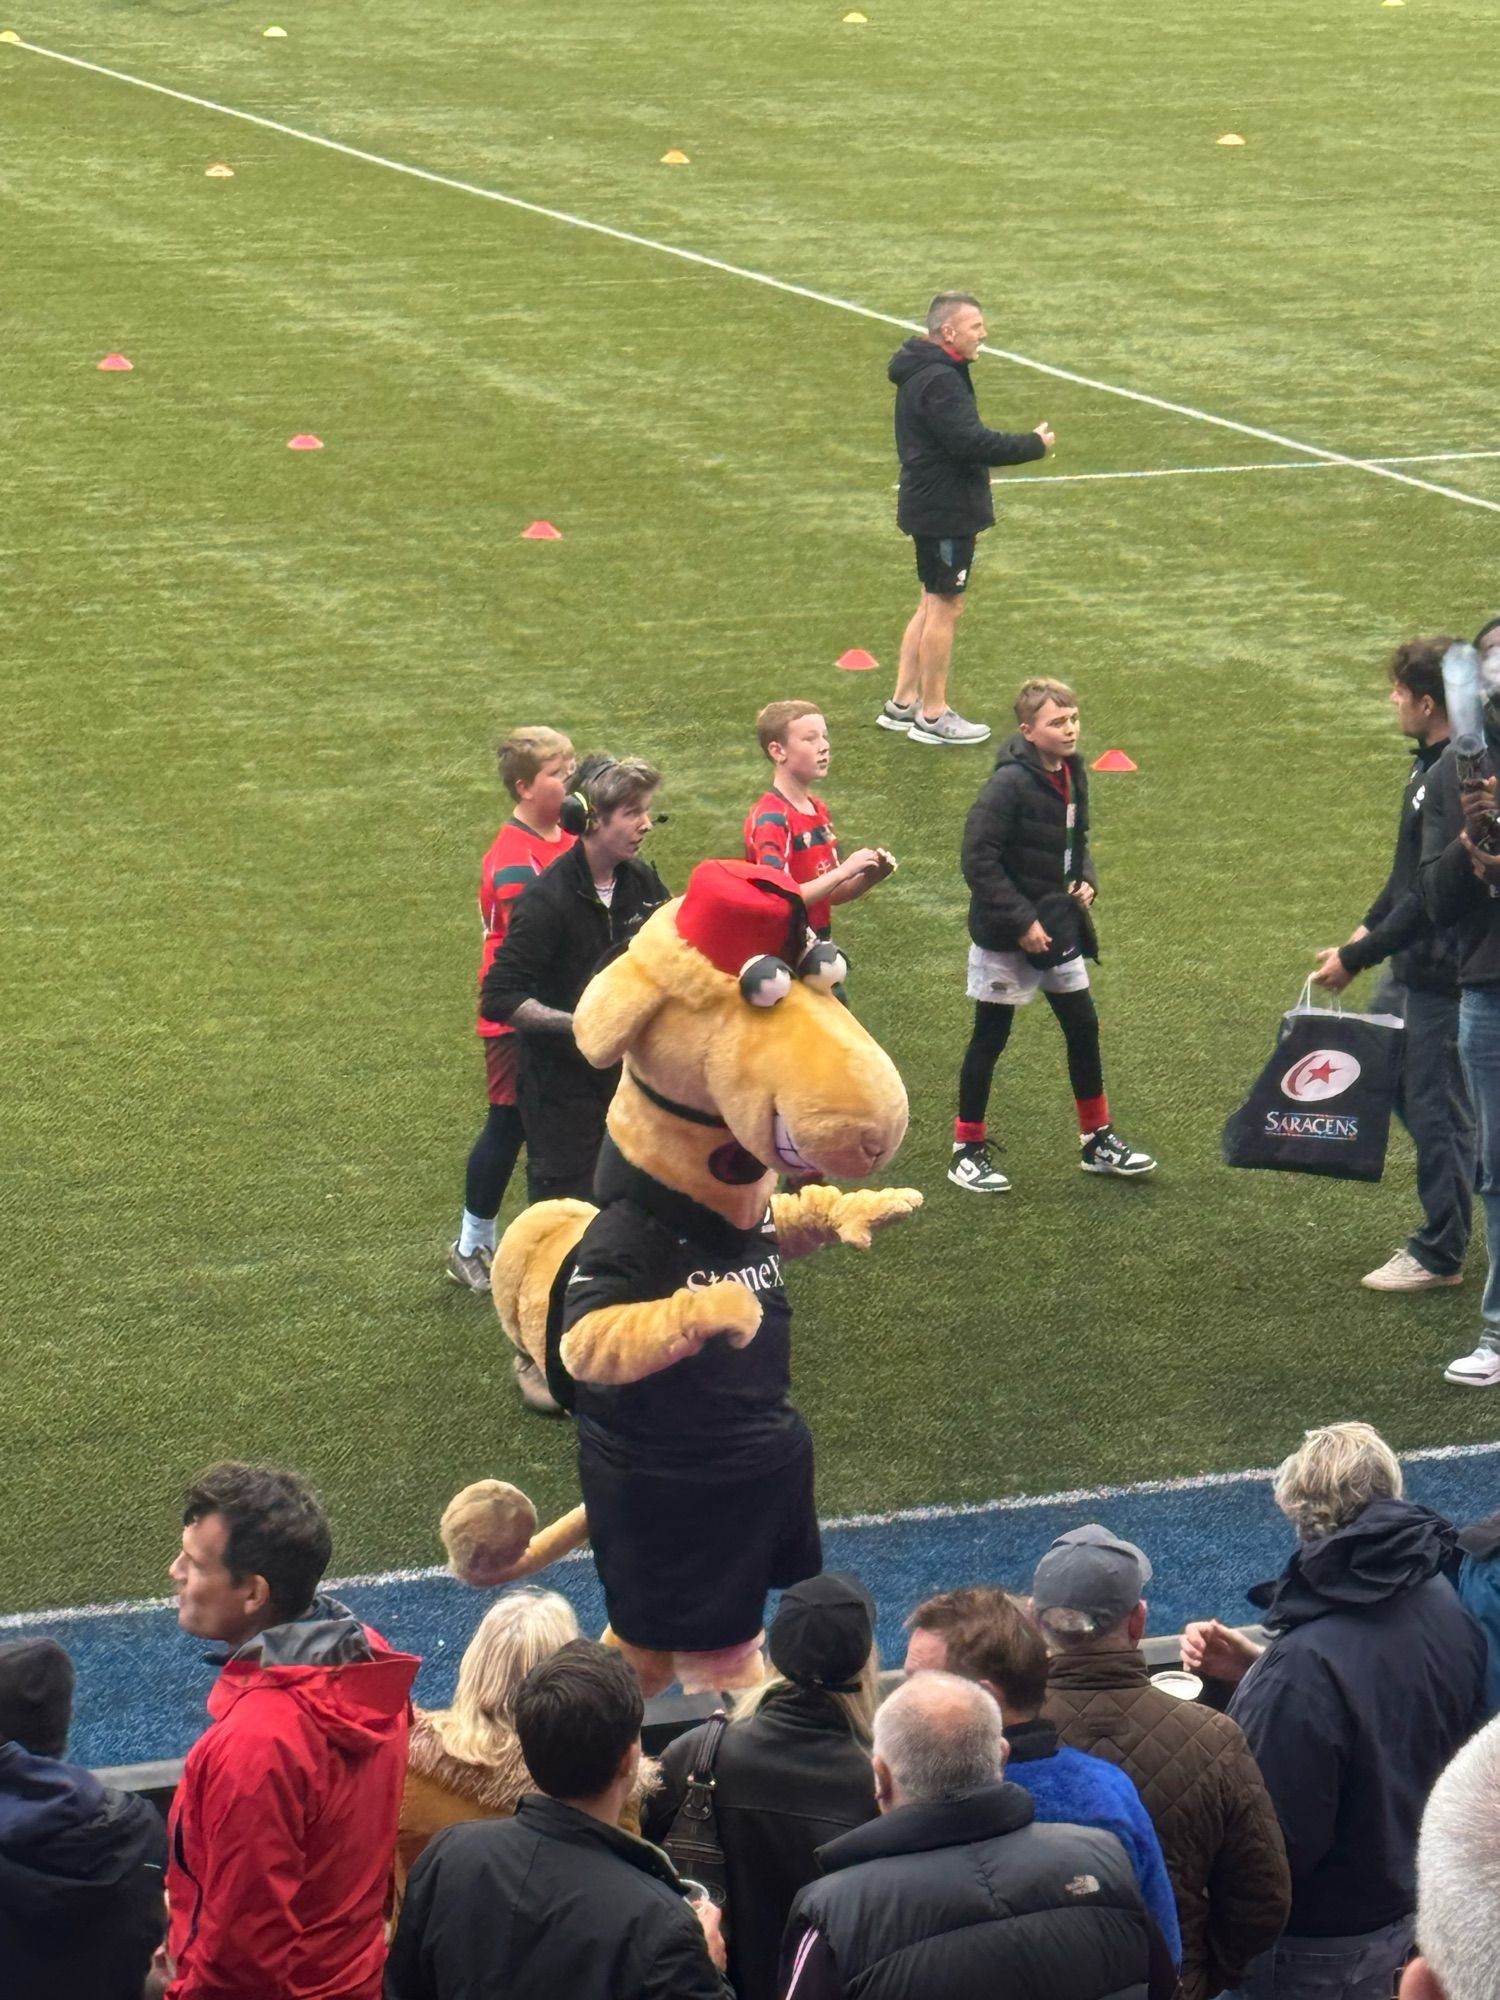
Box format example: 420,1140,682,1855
768,1573,875,1692
0,1638,75,1758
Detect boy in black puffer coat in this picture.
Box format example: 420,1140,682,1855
949,677,1155,1194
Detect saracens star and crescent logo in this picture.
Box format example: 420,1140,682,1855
1281,1049,1363,1102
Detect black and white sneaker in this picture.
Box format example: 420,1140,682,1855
1080,1126,1157,1176
947,1141,1011,1193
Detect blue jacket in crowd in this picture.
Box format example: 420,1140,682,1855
1456,1508,1500,1717
1229,1496,1487,1939
1004,1717,1182,1965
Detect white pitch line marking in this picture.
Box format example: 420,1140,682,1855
10,35,1500,519
4,1434,1495,1629
1001,448,1500,488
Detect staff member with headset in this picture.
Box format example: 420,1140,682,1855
481,754,669,1208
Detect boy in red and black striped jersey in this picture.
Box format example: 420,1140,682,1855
446,727,577,1292
744,702,894,942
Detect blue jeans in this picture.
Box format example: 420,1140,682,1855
1226,1915,1414,1999
1459,988,1500,1353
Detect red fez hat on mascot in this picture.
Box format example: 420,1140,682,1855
675,860,810,984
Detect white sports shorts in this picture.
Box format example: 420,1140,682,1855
966,944,1091,1006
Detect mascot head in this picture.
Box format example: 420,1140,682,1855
572,859,908,1220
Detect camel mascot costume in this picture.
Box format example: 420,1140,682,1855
442,858,921,1695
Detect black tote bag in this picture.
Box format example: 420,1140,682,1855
1222,982,1404,1182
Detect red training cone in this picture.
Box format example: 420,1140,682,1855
286,434,324,450
836,648,879,672
521,520,562,540
1091,748,1138,772
97,353,133,371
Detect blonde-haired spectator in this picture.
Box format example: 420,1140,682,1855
394,1590,579,1912
1183,1424,1488,2000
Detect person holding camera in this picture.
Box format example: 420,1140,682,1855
1311,637,1473,1294
1421,617,1500,1386
480,755,669,1207
948,677,1155,1193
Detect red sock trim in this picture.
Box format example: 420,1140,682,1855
954,1119,987,1146
1076,1095,1109,1136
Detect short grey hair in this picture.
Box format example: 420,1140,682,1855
873,1669,1005,1803
926,291,981,336
587,755,660,821
1415,1715,1500,2000
1272,1422,1403,1543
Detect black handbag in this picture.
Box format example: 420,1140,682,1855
661,1709,730,1909
1222,981,1404,1183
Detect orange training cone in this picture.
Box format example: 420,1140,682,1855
287,434,324,450
521,521,562,540
97,353,133,371
1091,749,1138,772
837,649,878,672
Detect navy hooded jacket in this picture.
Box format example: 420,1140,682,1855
0,1740,167,1999
1228,1497,1487,1938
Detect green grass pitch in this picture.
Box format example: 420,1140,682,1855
5,0,1499,1614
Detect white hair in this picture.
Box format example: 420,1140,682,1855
873,1669,1005,1803
1415,1715,1500,2000
1272,1422,1403,1542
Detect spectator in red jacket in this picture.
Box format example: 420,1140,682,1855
165,1462,419,2000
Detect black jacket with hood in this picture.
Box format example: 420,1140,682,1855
0,1740,167,2000
1228,1497,1487,1938
962,733,1099,952
479,840,670,1180
1338,738,1459,995
889,338,1047,539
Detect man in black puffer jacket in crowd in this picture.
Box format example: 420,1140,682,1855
781,1671,1174,2000
877,291,1053,748
948,676,1155,1193
1310,635,1473,1295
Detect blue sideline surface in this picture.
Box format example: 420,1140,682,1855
4,1447,1496,1767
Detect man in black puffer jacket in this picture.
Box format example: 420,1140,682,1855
1310,636,1473,1295
949,677,1154,1193
781,1671,1174,2000
878,291,1053,748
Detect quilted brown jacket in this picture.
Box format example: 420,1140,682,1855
1044,1649,1289,2000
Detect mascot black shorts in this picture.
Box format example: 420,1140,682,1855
578,1420,822,1654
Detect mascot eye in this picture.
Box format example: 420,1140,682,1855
799,940,849,993
739,955,793,1007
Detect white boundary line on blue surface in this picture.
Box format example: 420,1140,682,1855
6,1436,1497,1632
10,35,1500,518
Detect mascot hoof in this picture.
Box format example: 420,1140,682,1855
441,1479,537,1587
513,1351,563,1417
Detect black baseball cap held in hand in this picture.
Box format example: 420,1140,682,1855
769,1573,875,1692
1024,891,1098,971
1030,1524,1153,1629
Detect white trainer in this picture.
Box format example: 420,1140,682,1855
1443,1344,1500,1388
1362,1250,1463,1292
909,707,992,746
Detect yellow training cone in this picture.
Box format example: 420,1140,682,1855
843,11,868,20
1217,132,1247,146
262,24,287,36
0,29,21,41
205,162,235,177
660,148,689,165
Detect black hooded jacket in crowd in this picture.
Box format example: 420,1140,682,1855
1338,737,1460,994
961,733,1100,952
479,841,670,1180
0,1741,167,2000
1227,1497,1488,1939
889,338,1047,539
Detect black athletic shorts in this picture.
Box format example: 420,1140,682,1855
577,1419,822,1653
914,534,977,595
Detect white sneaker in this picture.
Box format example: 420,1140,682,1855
877,699,917,734
1362,1250,1463,1292
947,1141,1011,1193
909,708,992,746
1443,1344,1500,1388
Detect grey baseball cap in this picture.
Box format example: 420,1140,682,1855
1030,1524,1153,1628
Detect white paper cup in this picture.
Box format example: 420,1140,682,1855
1149,1669,1204,1702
